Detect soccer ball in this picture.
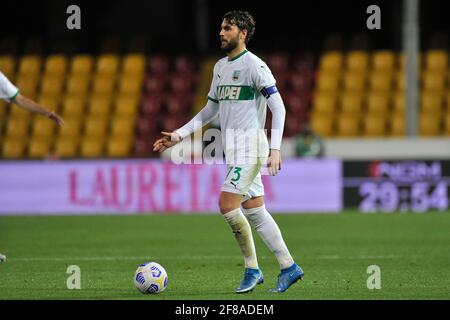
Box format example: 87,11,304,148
134,261,168,294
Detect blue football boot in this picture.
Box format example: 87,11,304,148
270,263,304,293
235,268,264,293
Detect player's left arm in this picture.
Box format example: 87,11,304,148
252,61,286,176
13,94,64,126
264,88,286,176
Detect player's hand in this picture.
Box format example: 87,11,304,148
153,131,182,153
267,149,282,176
47,111,64,127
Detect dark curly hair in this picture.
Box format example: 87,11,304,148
223,10,256,45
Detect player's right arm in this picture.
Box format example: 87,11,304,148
13,94,64,126
152,99,219,153
0,71,64,126
153,63,220,153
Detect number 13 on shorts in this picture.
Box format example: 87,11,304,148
226,166,242,182
222,163,263,196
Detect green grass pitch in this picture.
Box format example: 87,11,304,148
1,211,449,299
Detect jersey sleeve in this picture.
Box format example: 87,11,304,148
250,60,276,93
0,72,19,102
206,63,219,103
251,59,286,150
175,99,219,139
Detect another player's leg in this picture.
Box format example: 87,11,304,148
219,191,263,293
242,197,304,293
0,253,6,263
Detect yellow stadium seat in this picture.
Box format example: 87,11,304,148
395,71,406,91
336,113,360,137
312,92,337,114
343,72,366,91
346,51,369,72
393,91,405,113
37,94,60,112
389,112,405,136
0,100,8,122
110,118,135,137
444,113,450,136
2,138,27,158
54,137,78,158
40,75,64,96
421,91,443,114
310,114,333,137
70,55,94,76
88,95,112,117
425,50,448,71
18,55,42,76
31,116,55,138
446,91,450,110
44,55,68,77
84,117,108,138
58,118,81,138
118,75,143,95
372,51,395,72
5,117,29,138
316,72,340,92
369,71,392,92
80,138,104,158
15,75,38,97
92,74,116,95
366,93,390,114
62,96,85,118
9,104,31,121
122,54,146,75
419,113,441,136
362,114,387,137
422,71,446,92
319,51,343,72
113,94,140,117
28,137,52,159
106,137,132,157
66,74,90,96
340,92,363,114
96,54,120,75
0,55,16,78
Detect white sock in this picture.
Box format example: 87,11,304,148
223,208,259,269
243,205,294,270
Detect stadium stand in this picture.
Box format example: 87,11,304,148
311,48,450,138
1,39,450,159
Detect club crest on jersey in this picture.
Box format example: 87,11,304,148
232,70,241,81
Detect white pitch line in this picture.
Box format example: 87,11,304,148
12,255,246,262
10,255,417,262
13,256,153,262
315,254,418,260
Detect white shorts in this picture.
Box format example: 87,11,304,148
221,158,266,201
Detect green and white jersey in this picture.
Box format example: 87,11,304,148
0,71,19,102
207,50,276,160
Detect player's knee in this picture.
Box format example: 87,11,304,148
219,191,244,214
242,196,264,210
218,198,237,215
219,203,236,215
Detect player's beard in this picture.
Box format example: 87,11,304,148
221,36,239,53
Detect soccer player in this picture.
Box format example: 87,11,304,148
153,10,303,293
0,70,64,263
